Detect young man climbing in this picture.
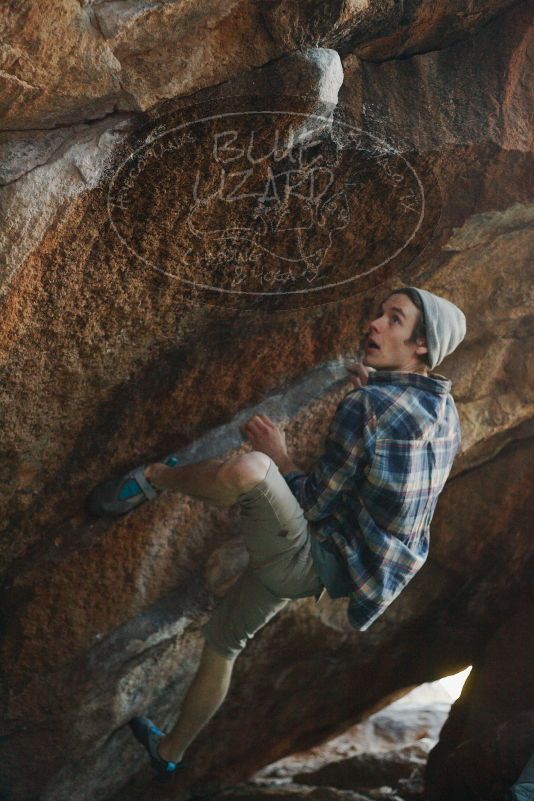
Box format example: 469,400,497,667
88,286,466,782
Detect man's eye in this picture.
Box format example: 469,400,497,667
390,315,400,324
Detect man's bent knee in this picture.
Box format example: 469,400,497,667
217,451,271,495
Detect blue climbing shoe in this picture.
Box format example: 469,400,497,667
129,716,184,783
87,454,180,517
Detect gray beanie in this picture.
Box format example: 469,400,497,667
407,287,466,370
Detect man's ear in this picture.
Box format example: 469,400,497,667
415,338,428,358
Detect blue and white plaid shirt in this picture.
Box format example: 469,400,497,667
283,370,462,631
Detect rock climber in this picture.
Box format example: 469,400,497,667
88,286,466,782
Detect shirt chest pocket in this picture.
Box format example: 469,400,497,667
371,437,431,487
367,438,436,533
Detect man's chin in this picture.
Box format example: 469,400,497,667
362,352,378,367
363,352,392,371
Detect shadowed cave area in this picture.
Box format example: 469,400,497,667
220,669,472,800
0,2,533,800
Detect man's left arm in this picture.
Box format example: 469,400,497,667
241,392,372,522
283,393,371,521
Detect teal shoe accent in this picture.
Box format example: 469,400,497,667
130,716,185,783
118,478,140,500
117,455,180,500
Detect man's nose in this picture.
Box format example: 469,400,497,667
370,315,382,332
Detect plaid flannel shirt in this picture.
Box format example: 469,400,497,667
283,370,462,631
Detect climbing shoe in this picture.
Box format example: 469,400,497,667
87,454,180,517
129,716,184,783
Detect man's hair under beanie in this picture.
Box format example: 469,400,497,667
407,287,466,370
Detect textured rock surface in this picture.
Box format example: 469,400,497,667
218,785,382,801
292,743,428,791
1,0,521,131
0,2,532,801
218,784,408,801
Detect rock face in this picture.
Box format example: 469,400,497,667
425,604,534,801
0,2,532,801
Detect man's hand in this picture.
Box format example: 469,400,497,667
240,414,290,466
346,361,373,389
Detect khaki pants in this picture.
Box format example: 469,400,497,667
201,458,323,659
